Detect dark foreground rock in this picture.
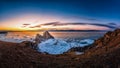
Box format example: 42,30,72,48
0,29,120,68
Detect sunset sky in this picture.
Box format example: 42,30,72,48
0,0,120,31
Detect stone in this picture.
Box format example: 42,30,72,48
43,31,54,39
34,31,54,45
35,34,44,44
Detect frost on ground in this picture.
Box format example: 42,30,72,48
37,39,94,54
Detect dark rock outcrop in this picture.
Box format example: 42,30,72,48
43,31,54,39
34,31,54,45
35,34,44,44
21,41,37,49
68,45,91,52
21,31,55,50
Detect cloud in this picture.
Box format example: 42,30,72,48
108,23,117,25
23,24,31,25
65,16,102,22
29,26,35,28
27,22,118,30
40,22,117,29
21,24,31,28
29,25,41,28
41,22,60,25
89,23,116,29
41,22,87,26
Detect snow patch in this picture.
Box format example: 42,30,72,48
75,52,84,55
37,39,71,54
37,39,94,54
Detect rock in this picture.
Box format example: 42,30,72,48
35,34,44,44
89,29,120,49
21,41,37,49
34,31,54,45
68,45,90,52
43,31,54,39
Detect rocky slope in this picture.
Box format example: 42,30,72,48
81,29,120,67
0,29,120,68
86,29,120,54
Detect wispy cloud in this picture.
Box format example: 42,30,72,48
40,22,117,29
23,24,31,25
21,24,31,28
22,22,118,30
29,25,41,28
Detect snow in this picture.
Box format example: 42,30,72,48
37,39,94,54
37,39,71,54
75,52,84,55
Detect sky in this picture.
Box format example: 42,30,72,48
0,0,120,31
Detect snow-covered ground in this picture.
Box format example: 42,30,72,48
37,39,94,54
